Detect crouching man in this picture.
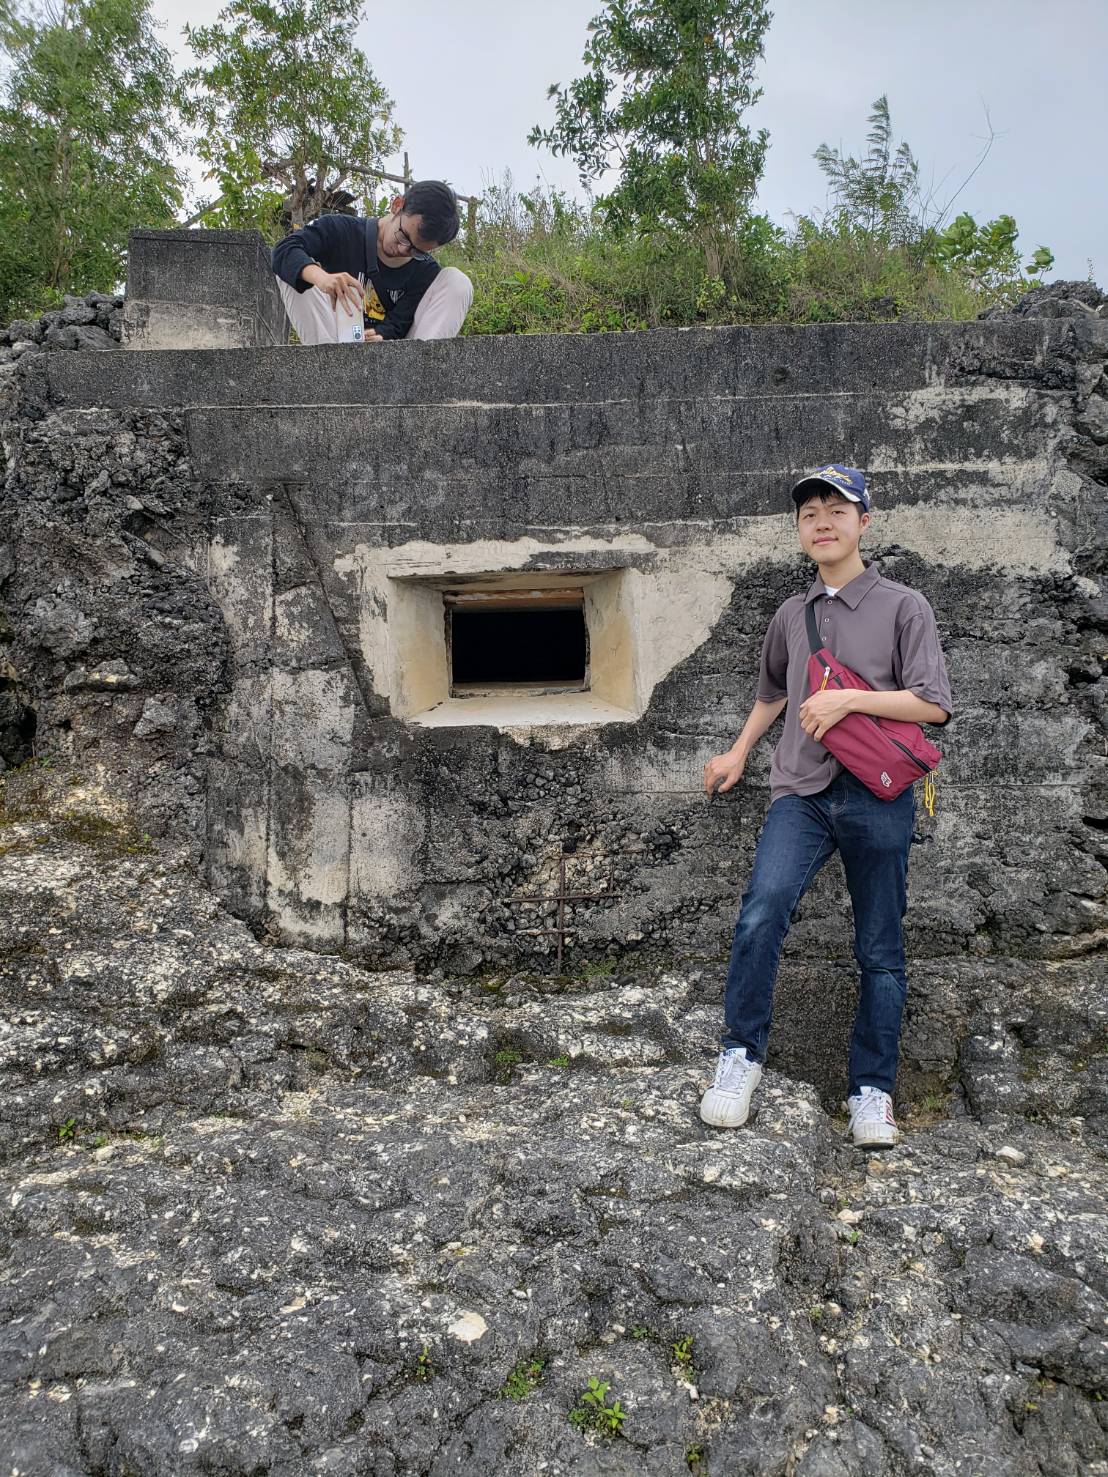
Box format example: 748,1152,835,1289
271,179,473,344
699,465,953,1148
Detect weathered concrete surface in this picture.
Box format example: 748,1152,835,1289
4,318,1105,989
123,229,288,350
41,316,1102,408
0,780,1105,1475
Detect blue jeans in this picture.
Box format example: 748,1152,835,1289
721,772,914,1095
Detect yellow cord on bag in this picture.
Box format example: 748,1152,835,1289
819,666,830,692
923,773,936,818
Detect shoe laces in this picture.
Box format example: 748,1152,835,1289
848,1087,894,1132
714,1047,756,1092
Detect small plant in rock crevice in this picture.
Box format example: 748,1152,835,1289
500,1356,545,1400
413,1344,434,1382
580,958,617,979
569,1376,626,1437
493,1046,525,1083
672,1334,695,1380
624,1323,695,1383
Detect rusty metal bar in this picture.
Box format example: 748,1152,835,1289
505,847,622,973
556,856,566,971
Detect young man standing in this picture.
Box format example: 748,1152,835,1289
271,179,473,345
700,465,952,1147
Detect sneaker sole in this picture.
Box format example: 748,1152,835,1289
699,1084,759,1129
851,1129,900,1150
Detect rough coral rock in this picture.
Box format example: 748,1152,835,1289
0,775,1105,1475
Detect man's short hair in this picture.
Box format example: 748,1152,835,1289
402,180,460,246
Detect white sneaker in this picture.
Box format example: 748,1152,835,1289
700,1047,762,1128
847,1086,899,1148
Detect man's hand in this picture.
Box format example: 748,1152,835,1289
798,688,855,742
704,749,746,797
300,265,364,316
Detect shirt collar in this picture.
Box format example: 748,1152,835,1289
804,561,881,609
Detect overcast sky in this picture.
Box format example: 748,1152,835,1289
152,0,1107,282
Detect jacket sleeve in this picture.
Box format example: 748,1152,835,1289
373,262,440,340
271,215,359,293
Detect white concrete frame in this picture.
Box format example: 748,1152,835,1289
384,568,643,728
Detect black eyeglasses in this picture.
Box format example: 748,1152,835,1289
395,218,434,261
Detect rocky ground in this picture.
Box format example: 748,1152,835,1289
1,768,1105,1477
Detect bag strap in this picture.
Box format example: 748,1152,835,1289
364,216,379,283
804,598,824,656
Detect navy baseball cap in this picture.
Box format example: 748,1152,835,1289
791,464,870,512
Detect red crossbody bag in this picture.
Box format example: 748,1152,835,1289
804,602,941,805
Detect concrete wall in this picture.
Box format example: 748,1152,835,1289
7,315,1108,992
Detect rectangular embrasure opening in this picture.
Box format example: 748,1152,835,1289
446,589,589,695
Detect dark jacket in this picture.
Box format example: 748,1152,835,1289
272,214,440,340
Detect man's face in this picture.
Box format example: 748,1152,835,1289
796,493,867,562
379,202,440,262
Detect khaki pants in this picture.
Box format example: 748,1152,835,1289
275,267,473,345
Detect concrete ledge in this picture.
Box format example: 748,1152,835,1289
177,383,1058,484
46,319,1106,411
412,693,638,728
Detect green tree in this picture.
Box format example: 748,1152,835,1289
929,212,1054,294
180,0,401,235
814,95,921,242
528,0,772,275
0,0,184,318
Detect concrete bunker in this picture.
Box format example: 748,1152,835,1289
18,228,1104,986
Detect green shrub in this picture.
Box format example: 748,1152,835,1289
444,175,1034,338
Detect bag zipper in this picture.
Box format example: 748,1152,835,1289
883,731,932,774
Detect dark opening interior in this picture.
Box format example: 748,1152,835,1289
450,603,588,689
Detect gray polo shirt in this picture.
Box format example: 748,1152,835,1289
756,562,953,802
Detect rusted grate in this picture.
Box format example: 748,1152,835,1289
508,849,621,972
